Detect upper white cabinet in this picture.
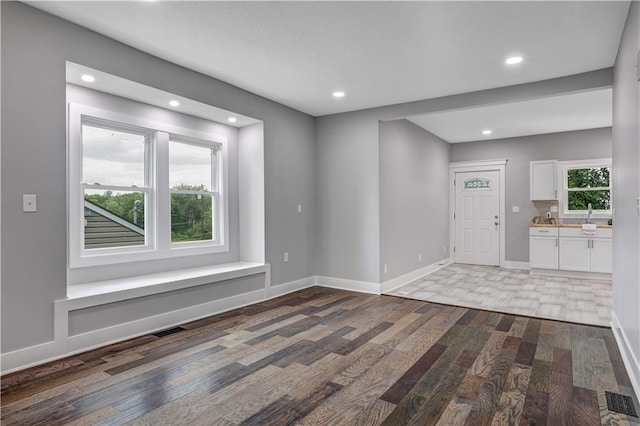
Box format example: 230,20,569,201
530,160,558,200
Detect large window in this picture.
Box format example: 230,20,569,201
559,159,612,217
69,104,227,268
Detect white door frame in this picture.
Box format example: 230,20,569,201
449,159,507,267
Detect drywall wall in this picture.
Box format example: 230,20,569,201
612,0,640,393
315,69,612,284
379,119,450,281
450,127,612,263
1,2,315,354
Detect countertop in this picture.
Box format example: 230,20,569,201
530,223,613,228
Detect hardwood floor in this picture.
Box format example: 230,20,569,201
1,287,638,425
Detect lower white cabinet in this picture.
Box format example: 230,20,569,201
558,237,590,271
529,228,558,269
589,238,613,273
530,227,612,274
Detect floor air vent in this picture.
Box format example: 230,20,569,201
605,391,638,417
152,326,186,338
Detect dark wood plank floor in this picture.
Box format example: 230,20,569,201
1,287,638,425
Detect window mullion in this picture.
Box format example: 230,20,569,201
156,131,171,251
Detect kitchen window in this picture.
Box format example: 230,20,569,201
559,159,612,218
69,103,227,268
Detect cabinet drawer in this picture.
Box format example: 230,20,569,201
530,227,559,236
559,228,612,238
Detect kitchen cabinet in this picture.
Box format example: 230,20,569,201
529,227,558,269
558,228,612,273
530,226,612,274
530,160,557,200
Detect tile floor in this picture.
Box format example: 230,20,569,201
386,263,612,326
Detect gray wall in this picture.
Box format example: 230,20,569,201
1,2,315,353
315,69,612,283
379,119,450,281
315,112,380,283
612,2,640,375
450,128,612,263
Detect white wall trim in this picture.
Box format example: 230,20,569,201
449,159,507,268
611,310,640,398
67,289,267,353
380,258,452,293
0,341,59,375
267,275,316,298
529,268,612,280
502,261,530,270
315,275,380,294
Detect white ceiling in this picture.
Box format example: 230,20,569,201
30,1,629,140
408,88,613,143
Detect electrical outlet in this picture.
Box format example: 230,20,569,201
284,252,289,263
550,205,558,213
418,253,422,262
383,264,388,274
512,206,520,213
23,194,37,212
297,204,302,214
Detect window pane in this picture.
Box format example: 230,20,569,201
169,141,212,191
82,125,146,187
171,193,213,243
567,190,610,210
567,167,610,189
84,189,145,249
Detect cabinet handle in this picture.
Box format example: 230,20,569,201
555,238,558,247
554,189,557,198
591,240,595,249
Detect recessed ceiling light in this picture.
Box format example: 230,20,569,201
505,56,523,65
482,129,492,135
169,100,180,107
228,117,237,123
332,91,345,98
81,74,95,83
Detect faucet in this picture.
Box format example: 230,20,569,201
587,203,592,224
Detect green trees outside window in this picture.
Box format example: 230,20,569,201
85,183,213,242
566,167,610,211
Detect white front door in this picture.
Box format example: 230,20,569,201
454,170,500,266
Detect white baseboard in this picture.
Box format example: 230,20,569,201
315,275,380,294
611,311,640,399
380,258,451,293
529,268,612,280
267,275,315,298
67,288,267,353
0,340,59,375
502,261,530,270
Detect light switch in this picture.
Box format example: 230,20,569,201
23,194,37,212
512,206,520,213
297,204,302,214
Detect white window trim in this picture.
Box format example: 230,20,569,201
557,158,612,219
68,103,229,269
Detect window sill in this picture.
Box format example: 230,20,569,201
61,261,267,311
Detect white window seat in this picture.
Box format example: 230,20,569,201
61,262,267,311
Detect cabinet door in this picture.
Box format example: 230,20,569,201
590,238,613,273
530,236,558,269
559,237,590,271
530,160,557,200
